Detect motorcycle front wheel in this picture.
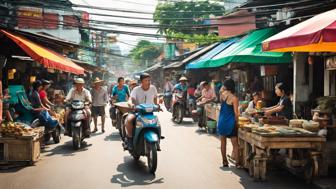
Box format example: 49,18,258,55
147,142,158,174
72,126,82,150
52,126,61,144
173,105,183,124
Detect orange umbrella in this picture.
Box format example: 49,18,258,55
1,30,84,75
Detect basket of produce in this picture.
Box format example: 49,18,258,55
0,122,35,138
114,102,132,114
302,121,320,132
238,117,251,127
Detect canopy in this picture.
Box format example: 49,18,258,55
1,30,84,75
262,8,336,52
189,28,292,69
186,39,237,69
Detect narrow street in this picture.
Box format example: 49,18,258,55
0,108,315,189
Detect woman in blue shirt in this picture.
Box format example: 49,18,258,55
110,77,130,125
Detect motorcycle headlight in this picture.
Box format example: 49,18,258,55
72,103,84,109
72,113,85,120
141,117,158,125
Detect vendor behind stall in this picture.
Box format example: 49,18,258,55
244,92,262,115
263,82,293,120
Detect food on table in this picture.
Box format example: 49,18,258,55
0,122,36,137
302,120,320,132
289,119,306,128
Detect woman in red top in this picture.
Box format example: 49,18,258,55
39,80,54,110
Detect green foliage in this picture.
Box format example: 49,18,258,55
154,1,225,35
168,32,225,45
129,40,163,65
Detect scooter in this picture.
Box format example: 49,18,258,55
66,100,91,150
122,104,163,174
163,91,172,111
31,114,62,144
114,102,129,138
172,91,197,124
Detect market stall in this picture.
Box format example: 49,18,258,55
237,116,327,182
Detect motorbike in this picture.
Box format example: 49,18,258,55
171,91,197,124
195,102,207,128
122,104,163,174
113,102,129,138
163,91,172,111
31,111,62,144
66,100,91,150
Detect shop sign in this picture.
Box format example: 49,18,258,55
260,65,278,76
17,6,43,18
326,57,336,70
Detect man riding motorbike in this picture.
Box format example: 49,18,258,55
173,77,188,93
125,73,159,150
64,78,92,137
110,77,130,125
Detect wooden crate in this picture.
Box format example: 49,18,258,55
0,128,43,165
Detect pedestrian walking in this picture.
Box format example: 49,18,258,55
91,77,109,133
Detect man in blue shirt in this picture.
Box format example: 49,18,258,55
110,77,130,125
112,77,130,102
173,76,188,93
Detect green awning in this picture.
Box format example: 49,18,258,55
191,28,292,69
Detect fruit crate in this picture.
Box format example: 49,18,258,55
0,127,43,165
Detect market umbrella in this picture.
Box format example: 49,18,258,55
262,8,336,52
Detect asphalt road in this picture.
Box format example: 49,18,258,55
0,109,316,189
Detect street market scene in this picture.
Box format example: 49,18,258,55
0,0,336,189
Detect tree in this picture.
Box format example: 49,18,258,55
153,1,225,35
129,40,163,66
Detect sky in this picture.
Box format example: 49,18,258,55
70,0,163,54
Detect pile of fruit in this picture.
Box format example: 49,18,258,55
53,109,65,124
0,122,34,137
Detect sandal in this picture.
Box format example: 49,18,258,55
222,159,229,167
92,128,98,133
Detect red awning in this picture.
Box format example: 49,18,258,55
262,8,336,52
1,30,84,75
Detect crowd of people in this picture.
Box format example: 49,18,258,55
12,72,293,168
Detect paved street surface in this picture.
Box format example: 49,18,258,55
0,109,316,189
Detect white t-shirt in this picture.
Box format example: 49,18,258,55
66,88,92,102
131,85,158,105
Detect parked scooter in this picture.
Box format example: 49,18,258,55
31,111,62,144
66,100,91,150
121,104,163,174
171,91,197,124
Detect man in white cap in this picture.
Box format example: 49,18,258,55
91,77,108,133
64,78,92,136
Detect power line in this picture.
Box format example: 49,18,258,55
0,13,319,40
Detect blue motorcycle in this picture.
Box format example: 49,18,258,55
123,104,163,174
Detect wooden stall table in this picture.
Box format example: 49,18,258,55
238,128,326,182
